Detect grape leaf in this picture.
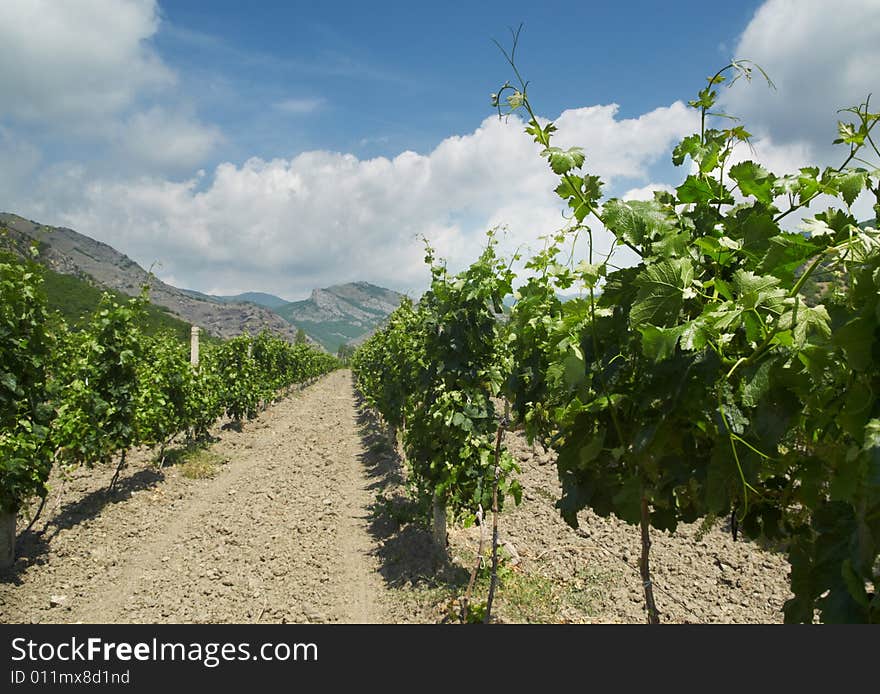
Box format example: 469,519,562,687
639,324,685,362
729,161,776,205
630,258,694,328
542,146,585,175
602,199,676,248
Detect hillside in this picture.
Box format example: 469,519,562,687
180,289,290,310
0,245,201,342
40,263,206,342
275,282,404,352
0,213,304,343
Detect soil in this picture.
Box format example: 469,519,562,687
0,370,792,624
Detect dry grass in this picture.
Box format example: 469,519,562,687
178,449,227,479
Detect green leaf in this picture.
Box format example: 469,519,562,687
555,180,576,199
832,317,873,371
575,261,605,288
630,258,694,328
756,233,820,282
836,381,872,440
741,360,773,408
602,199,676,248
837,170,867,207
842,559,870,608
611,477,642,524
508,478,523,506
789,304,831,348
542,146,585,175
639,324,685,362
582,393,626,413
729,161,776,205
672,134,704,167
578,430,605,469
0,371,17,394
562,353,586,388
679,319,709,351
506,91,524,110
676,175,716,204
676,175,732,205
834,121,864,147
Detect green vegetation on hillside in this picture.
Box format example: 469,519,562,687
0,249,209,344
40,266,202,342
284,320,364,354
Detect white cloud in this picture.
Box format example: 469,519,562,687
553,102,698,180
113,107,224,172
0,127,42,202
42,103,696,298
3,0,874,308
0,0,173,125
0,0,221,174
622,183,675,201
726,135,814,177
722,0,880,165
359,136,391,147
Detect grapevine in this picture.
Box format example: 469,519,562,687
495,40,880,622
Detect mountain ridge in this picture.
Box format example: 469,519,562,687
0,212,307,344
275,282,405,352
179,289,291,310
0,212,403,350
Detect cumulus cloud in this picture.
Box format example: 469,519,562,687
621,183,676,201
47,103,697,298
15,0,872,304
112,107,224,173
0,0,173,125
721,0,880,165
0,0,220,173
553,102,697,180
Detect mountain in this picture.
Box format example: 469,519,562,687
275,282,405,352
37,263,207,342
0,213,305,344
180,289,290,310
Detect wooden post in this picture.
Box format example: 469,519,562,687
190,326,200,367
640,495,661,624
432,491,447,551
484,422,506,623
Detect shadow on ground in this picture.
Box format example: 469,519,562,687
0,437,204,585
353,389,469,595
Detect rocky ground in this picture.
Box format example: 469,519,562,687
0,370,792,624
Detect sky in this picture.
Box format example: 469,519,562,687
1,0,878,301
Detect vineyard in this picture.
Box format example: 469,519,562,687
2,54,879,624
0,267,338,563
352,54,880,623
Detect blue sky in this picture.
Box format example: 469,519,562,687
152,0,763,163
1,0,877,300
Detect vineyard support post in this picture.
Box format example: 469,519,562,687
190,326,200,367
432,491,447,550
640,495,660,624
461,504,485,623
0,512,15,569
484,422,506,623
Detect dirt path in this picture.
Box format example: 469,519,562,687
1,369,793,624
0,371,400,624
